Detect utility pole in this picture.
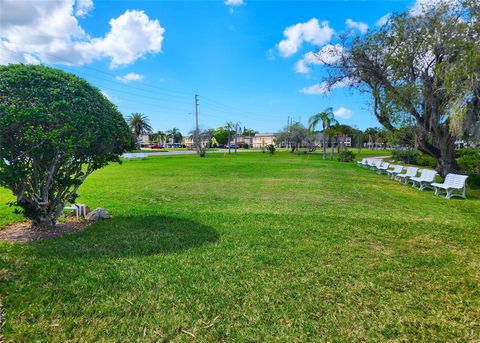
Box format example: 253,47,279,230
234,122,241,153
194,94,199,133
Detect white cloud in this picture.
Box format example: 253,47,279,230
410,0,458,16
299,82,330,95
294,44,343,74
333,107,352,119
345,19,368,34
277,18,334,58
90,10,165,68
225,0,244,6
75,0,94,17
299,78,355,95
0,1,165,68
376,13,391,26
115,72,144,83
0,40,40,65
295,59,311,74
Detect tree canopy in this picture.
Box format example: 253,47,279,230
0,64,134,228
320,0,479,175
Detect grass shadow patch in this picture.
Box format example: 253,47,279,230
27,215,219,259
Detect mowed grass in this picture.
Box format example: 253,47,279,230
1,152,479,341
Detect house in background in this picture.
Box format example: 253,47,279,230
253,133,277,148
138,134,151,148
234,135,253,147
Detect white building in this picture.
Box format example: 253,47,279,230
253,133,276,148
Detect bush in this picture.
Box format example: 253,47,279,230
457,149,480,188
267,144,276,155
391,149,417,164
0,65,134,228
240,143,250,149
338,150,356,162
455,148,478,158
391,149,436,168
414,152,436,168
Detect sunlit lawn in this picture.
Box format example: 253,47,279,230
1,152,479,341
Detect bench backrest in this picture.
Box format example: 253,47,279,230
405,167,419,177
443,174,468,188
380,162,390,169
392,165,404,173
374,160,383,168
418,169,437,182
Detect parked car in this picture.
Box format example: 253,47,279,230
165,143,182,148
150,144,164,149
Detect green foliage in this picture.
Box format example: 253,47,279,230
391,149,418,164
391,149,436,168
455,148,479,159
323,0,479,176
127,113,152,138
276,122,308,152
414,153,436,168
267,144,276,155
0,64,134,227
457,149,480,187
165,127,183,143
337,150,355,162
387,125,417,148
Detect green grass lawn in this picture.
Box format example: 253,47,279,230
1,152,479,341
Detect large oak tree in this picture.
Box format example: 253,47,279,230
320,0,479,176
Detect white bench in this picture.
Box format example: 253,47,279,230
64,204,88,218
395,167,419,184
369,160,383,170
410,169,437,190
357,158,368,167
386,165,404,179
377,162,391,174
431,174,469,199
123,153,147,160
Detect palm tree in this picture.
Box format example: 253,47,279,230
152,130,167,144
328,124,340,160
308,108,337,160
166,128,183,144
224,121,235,153
127,113,153,148
364,127,379,150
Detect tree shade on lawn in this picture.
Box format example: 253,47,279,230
1,153,479,341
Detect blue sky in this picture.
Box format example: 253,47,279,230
1,0,418,134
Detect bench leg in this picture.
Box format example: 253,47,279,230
445,189,453,199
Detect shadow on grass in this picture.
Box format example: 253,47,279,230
28,215,219,259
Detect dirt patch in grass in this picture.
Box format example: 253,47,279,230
0,217,91,243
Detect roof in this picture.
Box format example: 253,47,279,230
254,133,277,137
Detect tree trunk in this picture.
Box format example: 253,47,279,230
417,127,458,178
32,216,56,229
436,135,458,177
330,137,335,159
323,135,327,160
